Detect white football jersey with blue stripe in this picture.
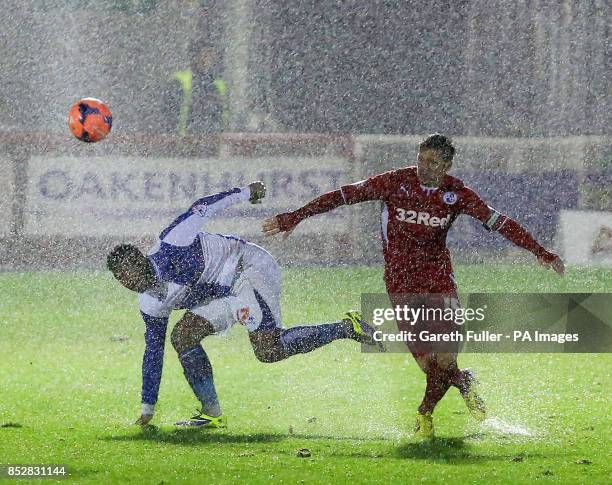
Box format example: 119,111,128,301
138,186,255,407
138,187,251,318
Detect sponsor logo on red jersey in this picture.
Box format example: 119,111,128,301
395,208,450,227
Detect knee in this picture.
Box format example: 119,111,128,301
171,313,214,353
435,353,457,370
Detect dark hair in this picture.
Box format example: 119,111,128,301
106,244,142,273
419,133,455,163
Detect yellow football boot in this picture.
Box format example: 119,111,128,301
414,412,435,439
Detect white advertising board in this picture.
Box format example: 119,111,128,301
0,157,14,236
24,156,351,238
559,210,612,267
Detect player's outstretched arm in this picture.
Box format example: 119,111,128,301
263,189,346,238
263,172,391,238
137,313,168,425
262,216,295,239
536,251,565,275
498,218,565,276
263,189,344,238
489,218,565,276
461,188,565,276
160,182,263,246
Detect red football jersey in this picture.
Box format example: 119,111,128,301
278,165,554,294
340,166,500,293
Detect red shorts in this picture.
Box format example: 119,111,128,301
384,263,457,295
388,291,463,357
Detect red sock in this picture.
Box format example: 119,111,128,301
418,361,452,414
448,368,471,394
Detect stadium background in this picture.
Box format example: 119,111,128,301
0,0,610,269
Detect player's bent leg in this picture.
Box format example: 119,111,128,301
248,315,382,363
428,352,487,421
448,366,487,421
170,312,216,354
249,321,349,363
412,353,458,438
248,307,381,362
418,356,453,416
234,267,381,361
245,295,353,362
171,312,224,424
433,348,487,421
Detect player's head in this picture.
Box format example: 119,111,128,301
417,133,455,187
106,244,156,293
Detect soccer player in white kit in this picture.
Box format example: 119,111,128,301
107,181,379,427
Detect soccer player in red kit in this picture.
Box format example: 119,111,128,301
263,133,565,438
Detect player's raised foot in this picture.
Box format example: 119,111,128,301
414,412,434,439
342,311,385,351
460,370,487,422
175,411,227,428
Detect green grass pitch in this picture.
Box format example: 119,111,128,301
0,265,610,484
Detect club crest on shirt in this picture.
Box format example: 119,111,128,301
236,307,254,325
443,192,458,205
192,203,208,216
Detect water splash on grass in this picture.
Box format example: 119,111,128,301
481,416,536,437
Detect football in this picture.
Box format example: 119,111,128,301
67,97,112,142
